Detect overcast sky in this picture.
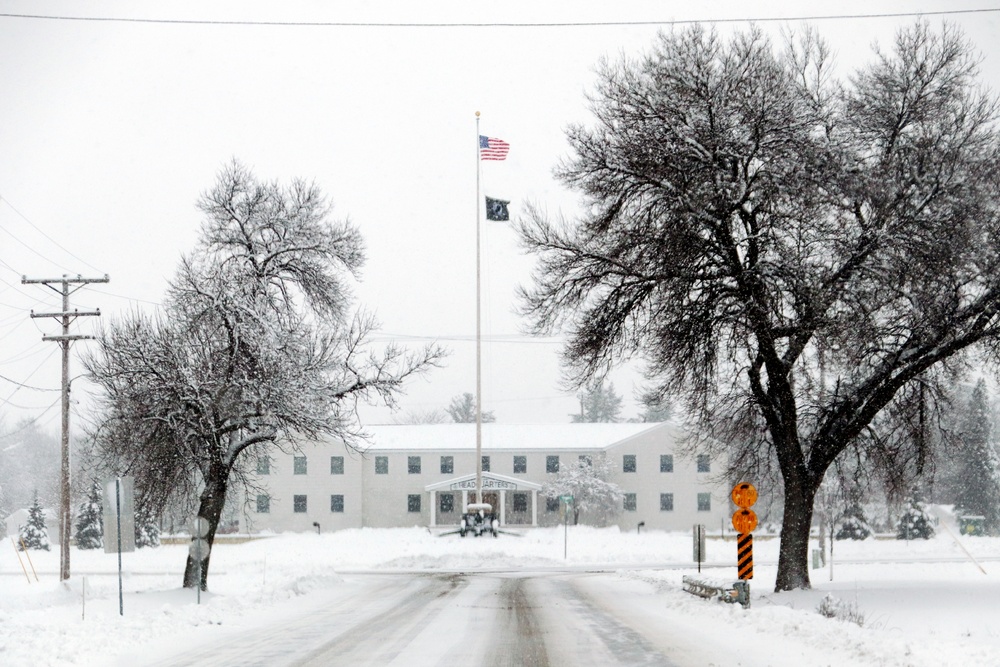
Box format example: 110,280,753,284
2,0,1000,436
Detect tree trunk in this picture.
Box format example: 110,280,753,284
183,462,229,590
775,479,818,591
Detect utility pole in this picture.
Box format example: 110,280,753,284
22,273,108,581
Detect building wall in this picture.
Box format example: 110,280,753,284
248,445,364,533
246,423,730,534
605,423,729,532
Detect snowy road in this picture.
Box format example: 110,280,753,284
133,571,734,667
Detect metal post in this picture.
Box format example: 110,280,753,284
116,478,123,616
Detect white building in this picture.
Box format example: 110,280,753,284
246,422,730,533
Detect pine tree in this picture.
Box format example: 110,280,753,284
953,379,1000,534
19,494,51,551
445,392,495,423
571,382,623,423
835,501,872,540
135,506,161,548
897,497,936,540
74,481,104,550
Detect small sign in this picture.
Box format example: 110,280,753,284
731,482,758,509
732,509,758,534
560,495,574,503
102,477,136,554
191,517,210,538
189,537,209,560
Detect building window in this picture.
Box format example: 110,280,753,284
408,456,421,474
697,454,711,473
660,454,673,473
545,497,560,512
512,493,528,512
440,493,454,514
257,457,270,475
407,494,422,513
330,495,344,512
481,455,490,472
441,456,454,474
330,456,344,475
697,493,712,511
375,456,388,474
660,493,674,511
623,454,637,473
293,495,307,513
294,456,308,475
513,455,527,474
624,493,637,512
256,494,270,513
546,456,560,473
579,454,592,466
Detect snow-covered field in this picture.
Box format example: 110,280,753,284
3,520,1000,666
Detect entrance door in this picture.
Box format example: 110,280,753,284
482,492,499,512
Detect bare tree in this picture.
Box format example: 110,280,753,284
85,161,444,589
517,24,1000,590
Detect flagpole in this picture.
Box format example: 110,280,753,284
475,111,483,507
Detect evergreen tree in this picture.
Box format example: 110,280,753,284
897,497,936,540
445,392,495,423
19,494,51,551
834,501,872,540
135,505,161,548
74,481,104,550
953,379,1000,533
571,382,623,423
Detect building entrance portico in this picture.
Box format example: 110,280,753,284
425,472,543,528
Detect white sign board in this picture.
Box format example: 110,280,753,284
103,477,136,553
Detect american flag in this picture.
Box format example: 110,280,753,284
479,135,510,161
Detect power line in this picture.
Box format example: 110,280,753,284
0,196,106,275
0,8,997,28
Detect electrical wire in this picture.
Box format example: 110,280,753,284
0,196,106,275
0,8,997,27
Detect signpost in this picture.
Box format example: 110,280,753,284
731,482,757,581
102,477,135,616
190,516,210,604
560,495,573,559
693,524,706,572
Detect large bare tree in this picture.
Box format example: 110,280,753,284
517,23,1000,590
85,161,444,589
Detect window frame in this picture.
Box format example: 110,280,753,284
293,456,308,475
256,494,270,513
660,454,674,473
623,454,637,473
375,456,388,475
623,493,637,512
512,492,528,513
440,455,454,474
330,494,344,513
407,456,421,474
513,455,527,474
330,456,344,475
546,455,560,473
660,493,674,511
439,493,454,514
256,457,270,475
293,494,308,513
697,492,712,512
407,494,422,513
481,455,490,473
697,454,711,473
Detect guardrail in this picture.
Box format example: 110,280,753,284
681,575,750,608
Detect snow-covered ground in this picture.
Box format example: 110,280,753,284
3,517,1000,666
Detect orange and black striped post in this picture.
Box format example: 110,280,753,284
737,532,753,579
731,482,758,581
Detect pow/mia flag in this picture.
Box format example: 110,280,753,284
485,196,510,221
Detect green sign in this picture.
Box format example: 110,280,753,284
560,495,574,503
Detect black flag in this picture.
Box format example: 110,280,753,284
485,196,510,221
